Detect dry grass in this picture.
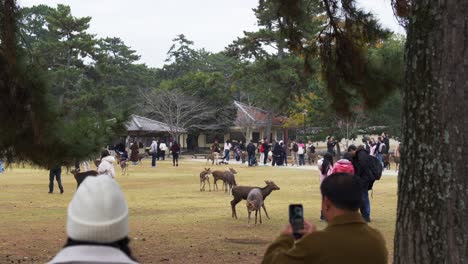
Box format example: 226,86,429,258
0,159,397,263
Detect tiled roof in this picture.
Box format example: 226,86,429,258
234,101,287,127
126,115,185,133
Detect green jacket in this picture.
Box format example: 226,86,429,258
262,212,388,264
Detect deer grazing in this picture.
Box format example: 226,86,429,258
231,180,280,219
199,168,212,191
212,168,237,192
246,188,263,225
70,169,98,189
222,168,237,193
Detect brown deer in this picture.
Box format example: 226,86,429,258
212,168,237,191
199,168,212,191
222,168,238,193
70,169,98,189
231,180,280,219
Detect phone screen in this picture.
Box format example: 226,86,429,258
289,204,304,239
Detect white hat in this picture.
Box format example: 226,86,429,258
67,175,129,243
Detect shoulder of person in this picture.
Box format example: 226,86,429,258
47,245,139,264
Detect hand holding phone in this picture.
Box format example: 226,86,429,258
289,204,304,240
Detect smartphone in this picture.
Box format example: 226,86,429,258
289,204,304,239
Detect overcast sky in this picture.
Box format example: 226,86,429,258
19,0,404,68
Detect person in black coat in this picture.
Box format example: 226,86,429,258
348,145,373,222
272,140,283,166
246,140,257,167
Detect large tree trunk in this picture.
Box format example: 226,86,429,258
394,1,468,263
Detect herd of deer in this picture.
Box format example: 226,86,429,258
199,167,280,226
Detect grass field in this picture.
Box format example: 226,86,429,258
0,159,397,263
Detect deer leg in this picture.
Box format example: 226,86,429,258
200,179,203,191
255,210,258,225
259,209,262,224
262,204,270,219
248,211,251,225
231,197,241,219
208,178,211,192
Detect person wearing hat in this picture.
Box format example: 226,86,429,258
48,175,138,263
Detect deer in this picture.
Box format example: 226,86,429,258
231,180,280,219
70,169,99,189
222,168,237,194
199,168,212,191
246,188,263,225
212,168,237,191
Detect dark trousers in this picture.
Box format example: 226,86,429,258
248,154,255,166
151,153,157,167
298,154,305,166
263,151,269,165
49,167,63,193
160,151,166,160
360,190,371,221
172,153,179,166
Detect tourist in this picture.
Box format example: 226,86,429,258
369,137,377,156
48,175,138,264
327,136,336,156
306,140,316,165
382,132,390,154
210,139,221,165
247,140,256,167
48,164,64,194
159,140,168,161
261,173,388,264
348,145,374,222
98,150,116,178
129,141,139,165
171,141,180,167
318,153,333,221
272,140,283,166
239,141,246,164
394,140,401,171
297,140,306,166
289,139,298,166
282,141,288,166
376,137,386,167
223,140,232,164
149,138,158,167
0,158,4,174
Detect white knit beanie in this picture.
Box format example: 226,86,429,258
67,175,129,243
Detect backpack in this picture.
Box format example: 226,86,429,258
368,155,383,181
292,143,298,152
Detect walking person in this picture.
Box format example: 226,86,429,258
348,145,374,222
210,139,221,165
259,139,265,165
307,140,316,165
98,150,116,178
317,153,333,221
171,141,180,167
289,139,299,166
376,137,386,167
297,140,306,166
49,165,64,194
247,140,256,167
369,138,377,156
159,141,168,161
149,139,158,168
48,175,138,264
394,141,401,171
272,140,283,166
223,140,232,164
382,133,390,154
129,141,139,165
239,141,246,164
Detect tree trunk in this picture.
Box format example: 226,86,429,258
264,110,273,141
394,1,468,263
